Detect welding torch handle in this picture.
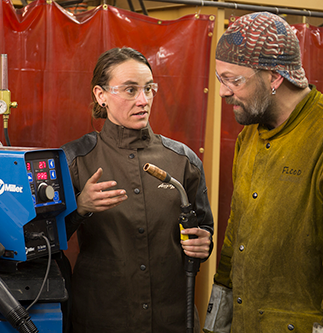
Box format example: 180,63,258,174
0,278,38,333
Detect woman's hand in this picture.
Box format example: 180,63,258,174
76,168,128,216
180,228,212,259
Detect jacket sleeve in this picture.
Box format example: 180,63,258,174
203,136,241,332
195,164,214,236
194,164,214,259
61,133,97,240
214,211,233,288
160,135,214,240
63,159,86,240
214,133,242,287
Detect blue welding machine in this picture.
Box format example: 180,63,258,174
0,147,77,333
0,147,76,261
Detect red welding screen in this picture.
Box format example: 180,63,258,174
0,0,214,161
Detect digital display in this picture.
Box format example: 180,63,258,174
37,172,48,180
38,161,47,169
26,162,31,171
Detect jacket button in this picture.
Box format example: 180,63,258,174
287,324,294,331
129,153,135,159
143,303,148,309
239,245,244,252
266,142,271,149
252,192,258,199
138,228,145,234
134,188,140,194
140,265,146,271
237,297,242,304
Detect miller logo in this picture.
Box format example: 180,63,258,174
0,179,23,195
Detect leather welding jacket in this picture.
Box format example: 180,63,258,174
62,118,214,333
214,86,323,332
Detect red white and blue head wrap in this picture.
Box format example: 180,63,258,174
216,12,308,88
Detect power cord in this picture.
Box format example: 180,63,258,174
25,233,52,311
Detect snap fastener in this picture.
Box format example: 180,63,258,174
266,142,271,149
129,153,135,159
237,297,242,304
143,303,148,309
140,265,146,271
134,188,140,194
239,245,244,251
287,324,294,331
252,192,258,199
138,228,145,234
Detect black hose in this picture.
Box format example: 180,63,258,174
4,127,11,146
186,273,196,333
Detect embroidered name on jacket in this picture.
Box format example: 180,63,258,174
158,183,175,190
280,166,302,183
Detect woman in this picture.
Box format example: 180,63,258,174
63,47,213,333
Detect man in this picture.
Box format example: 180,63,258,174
204,12,323,333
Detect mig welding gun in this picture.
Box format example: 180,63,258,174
143,163,200,333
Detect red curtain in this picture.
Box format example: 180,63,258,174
217,23,323,263
0,0,214,161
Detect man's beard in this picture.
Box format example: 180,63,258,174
225,80,275,126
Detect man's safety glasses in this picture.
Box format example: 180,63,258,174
216,70,260,92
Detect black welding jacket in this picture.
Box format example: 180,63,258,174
63,118,214,333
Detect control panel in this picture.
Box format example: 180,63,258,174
25,150,66,215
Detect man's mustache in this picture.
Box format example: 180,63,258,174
225,97,243,107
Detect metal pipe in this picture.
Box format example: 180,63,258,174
0,54,8,90
126,0,135,12
138,0,149,15
144,0,323,18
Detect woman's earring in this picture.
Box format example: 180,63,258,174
102,103,106,107
271,87,276,95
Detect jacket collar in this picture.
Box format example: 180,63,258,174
100,117,152,149
258,85,319,140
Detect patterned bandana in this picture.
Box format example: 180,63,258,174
216,12,308,88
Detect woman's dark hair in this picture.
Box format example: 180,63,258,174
91,47,152,119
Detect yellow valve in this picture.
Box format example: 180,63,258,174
0,90,17,115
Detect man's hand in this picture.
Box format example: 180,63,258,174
76,168,128,216
180,228,211,259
